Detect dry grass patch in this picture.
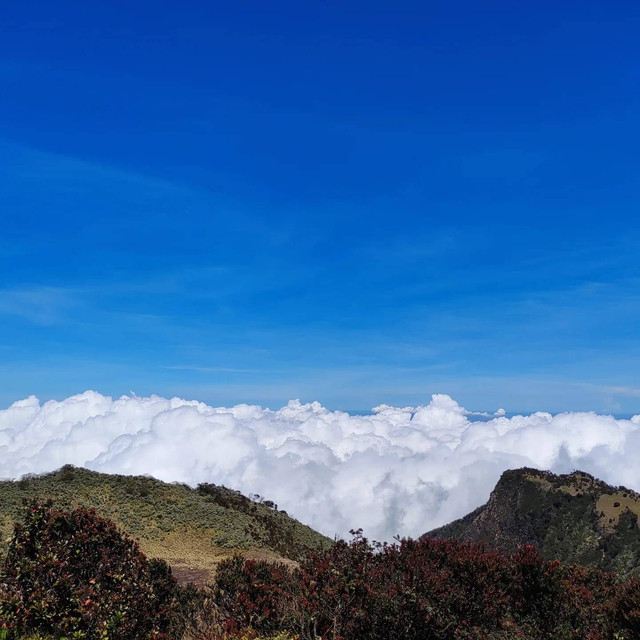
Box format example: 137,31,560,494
597,492,640,531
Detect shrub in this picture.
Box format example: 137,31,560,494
213,555,296,636
614,578,640,637
0,502,182,640
212,532,640,640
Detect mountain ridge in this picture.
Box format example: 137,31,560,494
0,465,331,585
426,467,640,576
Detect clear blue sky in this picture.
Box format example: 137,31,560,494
1,1,639,413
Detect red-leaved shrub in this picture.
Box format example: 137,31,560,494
212,531,640,640
0,502,181,640
214,555,296,636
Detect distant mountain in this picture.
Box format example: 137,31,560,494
0,465,331,584
426,467,640,577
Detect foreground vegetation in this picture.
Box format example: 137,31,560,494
2,504,640,639
211,532,640,640
0,502,193,639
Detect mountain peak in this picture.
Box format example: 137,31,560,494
427,467,640,577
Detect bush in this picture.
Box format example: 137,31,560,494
212,532,640,640
0,502,182,640
614,578,640,636
214,555,296,636
3,502,640,640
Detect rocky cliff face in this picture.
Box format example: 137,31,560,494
426,467,640,576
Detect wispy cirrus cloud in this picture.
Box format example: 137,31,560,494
601,386,640,398
163,365,286,375
0,286,79,325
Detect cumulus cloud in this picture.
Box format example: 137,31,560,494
1,391,639,541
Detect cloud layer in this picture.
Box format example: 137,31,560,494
1,391,639,541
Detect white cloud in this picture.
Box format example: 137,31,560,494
1,391,639,541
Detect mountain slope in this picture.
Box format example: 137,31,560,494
0,465,331,584
427,467,640,577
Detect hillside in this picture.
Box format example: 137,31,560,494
427,467,640,577
0,465,331,584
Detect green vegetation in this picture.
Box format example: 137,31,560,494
3,473,640,639
428,467,640,577
0,466,330,584
0,502,189,639
4,504,640,640
206,532,640,639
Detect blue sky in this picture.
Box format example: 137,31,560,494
1,1,640,413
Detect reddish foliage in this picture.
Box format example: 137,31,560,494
615,578,640,636
3,501,639,640
213,531,640,640
214,555,296,635
0,501,182,639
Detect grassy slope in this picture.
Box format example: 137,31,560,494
427,468,640,577
0,466,331,585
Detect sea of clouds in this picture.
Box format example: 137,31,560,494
1,391,639,541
